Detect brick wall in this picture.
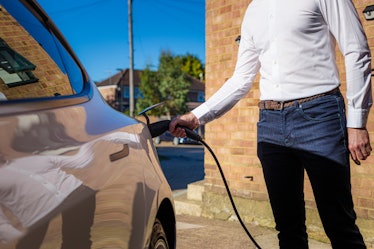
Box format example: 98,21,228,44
0,5,72,99
205,0,262,199
204,0,374,239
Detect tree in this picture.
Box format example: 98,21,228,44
136,51,203,118
176,53,205,81
158,51,191,118
136,65,165,116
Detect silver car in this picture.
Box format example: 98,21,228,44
0,0,176,248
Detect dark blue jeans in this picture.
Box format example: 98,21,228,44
257,91,366,249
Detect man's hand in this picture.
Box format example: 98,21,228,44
169,112,199,138
348,127,372,165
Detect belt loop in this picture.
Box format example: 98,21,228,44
279,101,284,110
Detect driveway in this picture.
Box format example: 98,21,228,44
156,144,204,190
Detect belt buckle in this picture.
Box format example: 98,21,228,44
276,101,284,110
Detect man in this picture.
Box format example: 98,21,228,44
169,0,372,248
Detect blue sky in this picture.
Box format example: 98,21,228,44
37,0,205,82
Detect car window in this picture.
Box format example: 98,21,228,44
0,1,84,101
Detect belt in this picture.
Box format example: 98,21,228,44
258,87,339,110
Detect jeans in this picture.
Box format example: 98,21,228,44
257,91,366,249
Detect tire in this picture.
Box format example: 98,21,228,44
150,218,169,249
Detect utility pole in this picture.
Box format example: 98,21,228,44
128,0,134,117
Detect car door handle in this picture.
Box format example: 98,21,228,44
110,144,129,162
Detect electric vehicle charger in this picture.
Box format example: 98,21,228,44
148,119,263,249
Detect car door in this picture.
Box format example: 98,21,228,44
0,1,154,248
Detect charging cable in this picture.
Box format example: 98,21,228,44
148,120,263,249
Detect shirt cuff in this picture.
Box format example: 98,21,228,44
347,108,370,128
191,103,213,125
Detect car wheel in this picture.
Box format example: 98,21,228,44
150,218,169,249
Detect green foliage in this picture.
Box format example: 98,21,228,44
176,53,205,81
158,51,190,116
136,65,164,116
136,50,205,117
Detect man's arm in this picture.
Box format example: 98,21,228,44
320,0,372,164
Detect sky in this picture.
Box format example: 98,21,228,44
37,0,205,82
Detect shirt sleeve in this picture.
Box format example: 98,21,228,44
192,12,261,125
319,0,372,128
0,207,24,243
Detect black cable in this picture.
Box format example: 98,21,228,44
199,139,263,249
146,119,263,248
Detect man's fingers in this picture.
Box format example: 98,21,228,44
169,119,186,137
169,113,199,136
365,143,372,153
174,127,186,138
169,119,178,132
350,145,366,161
348,127,371,165
361,143,372,158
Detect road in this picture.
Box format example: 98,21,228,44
156,144,204,190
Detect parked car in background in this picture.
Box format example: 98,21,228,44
155,131,180,145
155,129,201,145
0,1,175,248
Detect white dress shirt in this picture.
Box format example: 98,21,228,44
193,0,372,128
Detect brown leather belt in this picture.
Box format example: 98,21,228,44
258,87,339,110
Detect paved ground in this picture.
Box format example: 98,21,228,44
156,145,204,190
176,214,275,249
156,143,331,249
175,214,331,249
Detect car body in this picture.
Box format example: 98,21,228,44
0,1,176,248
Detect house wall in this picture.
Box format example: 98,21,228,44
203,0,374,244
98,85,116,103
